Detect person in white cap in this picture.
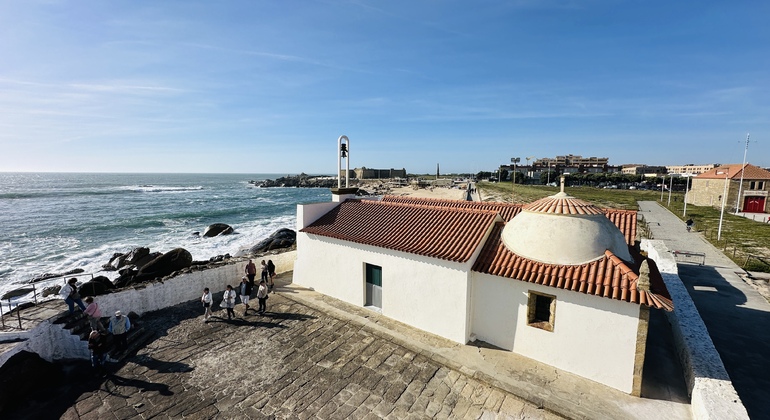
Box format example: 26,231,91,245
109,310,131,351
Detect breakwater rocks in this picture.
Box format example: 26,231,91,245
249,173,337,188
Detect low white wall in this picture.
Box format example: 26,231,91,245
1,253,298,365
641,240,748,420
294,233,472,343
297,202,339,230
472,273,640,393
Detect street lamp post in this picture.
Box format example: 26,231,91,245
660,175,665,201
717,171,729,241
511,157,520,198
526,156,535,184
546,160,551,185
683,174,692,217
667,175,673,206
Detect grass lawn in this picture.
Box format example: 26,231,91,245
477,181,770,272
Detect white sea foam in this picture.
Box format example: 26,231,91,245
119,185,204,193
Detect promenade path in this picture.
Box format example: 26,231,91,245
638,201,770,419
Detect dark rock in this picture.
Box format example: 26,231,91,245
106,253,127,270
78,281,107,297
203,223,233,237
134,252,162,269
78,275,115,297
125,247,150,265
248,228,297,254
92,276,115,290
42,285,61,297
0,351,63,413
114,268,138,289
135,248,193,282
29,268,85,283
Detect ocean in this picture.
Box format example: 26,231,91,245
0,173,331,305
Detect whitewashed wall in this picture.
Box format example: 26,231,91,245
297,201,340,230
0,253,297,365
472,272,641,393
294,233,473,343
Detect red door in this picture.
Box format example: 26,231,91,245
743,197,766,213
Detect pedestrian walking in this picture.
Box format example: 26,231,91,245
222,285,236,320
201,288,213,322
267,260,276,291
88,330,108,375
245,259,257,287
256,280,269,314
239,277,252,311
260,260,269,284
109,310,131,351
59,278,86,314
84,296,107,333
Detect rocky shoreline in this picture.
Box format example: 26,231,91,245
249,173,337,188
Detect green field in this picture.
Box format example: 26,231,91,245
476,181,770,272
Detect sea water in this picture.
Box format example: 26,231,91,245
0,173,331,304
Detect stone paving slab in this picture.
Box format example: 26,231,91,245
3,291,561,419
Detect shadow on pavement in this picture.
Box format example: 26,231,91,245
679,263,770,418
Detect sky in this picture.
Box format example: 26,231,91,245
1,0,768,174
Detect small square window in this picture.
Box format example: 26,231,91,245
527,291,556,332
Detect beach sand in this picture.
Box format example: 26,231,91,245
358,181,469,201
387,185,467,200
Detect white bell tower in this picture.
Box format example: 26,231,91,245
332,135,358,202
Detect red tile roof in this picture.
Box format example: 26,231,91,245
381,195,521,221
472,223,673,310
383,195,637,246
303,197,668,309
300,199,500,263
697,164,770,180
604,209,638,246
523,194,605,215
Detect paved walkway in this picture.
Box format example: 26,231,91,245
4,287,562,420
638,201,770,419
2,269,692,419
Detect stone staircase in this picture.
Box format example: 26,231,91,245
52,311,155,362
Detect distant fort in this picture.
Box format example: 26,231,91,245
342,167,407,180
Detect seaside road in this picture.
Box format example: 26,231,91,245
7,290,561,419
638,201,770,419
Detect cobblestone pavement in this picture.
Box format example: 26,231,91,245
14,293,561,419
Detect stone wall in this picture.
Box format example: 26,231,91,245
641,240,748,420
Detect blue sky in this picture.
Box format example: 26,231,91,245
1,1,768,174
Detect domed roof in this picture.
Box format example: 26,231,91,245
501,186,633,266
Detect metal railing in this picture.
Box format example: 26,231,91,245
1,272,97,330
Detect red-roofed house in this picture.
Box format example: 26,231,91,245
293,188,672,395
687,164,770,213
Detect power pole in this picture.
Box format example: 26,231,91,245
734,133,750,214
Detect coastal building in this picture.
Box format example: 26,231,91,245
293,181,672,395
533,154,610,174
666,164,717,176
687,164,770,213
621,165,667,176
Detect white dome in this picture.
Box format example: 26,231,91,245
501,192,633,265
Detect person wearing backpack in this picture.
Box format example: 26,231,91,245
59,278,86,314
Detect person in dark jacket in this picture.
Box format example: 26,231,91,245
239,276,253,311
267,260,276,291
88,330,108,375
